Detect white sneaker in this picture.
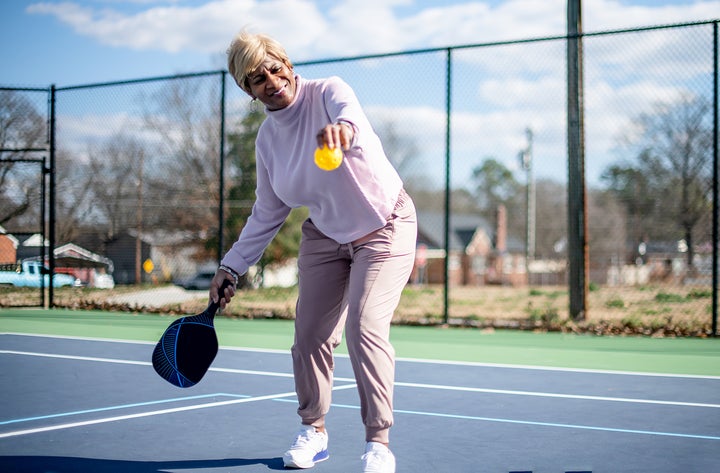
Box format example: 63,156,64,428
361,442,396,473
283,425,329,469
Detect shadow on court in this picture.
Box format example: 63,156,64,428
0,455,286,472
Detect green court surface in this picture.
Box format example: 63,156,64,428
1,308,719,376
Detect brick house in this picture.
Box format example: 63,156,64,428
413,205,526,286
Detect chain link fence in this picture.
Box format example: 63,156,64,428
1,21,717,334
51,73,227,286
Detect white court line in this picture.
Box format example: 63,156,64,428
210,365,356,383
0,390,298,439
0,384,358,440
392,380,720,409
270,398,720,441
2,348,718,442
0,393,249,426
308,401,720,442
0,349,357,382
0,350,150,366
394,355,720,380
4,332,720,380
2,350,718,409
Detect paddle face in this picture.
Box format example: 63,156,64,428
152,280,231,388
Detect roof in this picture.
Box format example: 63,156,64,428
417,211,525,253
23,242,115,271
417,211,493,251
55,243,115,271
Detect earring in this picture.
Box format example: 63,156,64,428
250,97,260,112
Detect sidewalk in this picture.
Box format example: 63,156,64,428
105,286,206,308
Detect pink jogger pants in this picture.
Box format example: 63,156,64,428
292,189,417,444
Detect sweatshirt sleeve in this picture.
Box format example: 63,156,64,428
322,76,369,143
220,149,291,276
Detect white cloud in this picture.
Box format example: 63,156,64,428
27,0,719,58
27,0,328,53
27,0,718,187
58,111,167,161
584,0,720,32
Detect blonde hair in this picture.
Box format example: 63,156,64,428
227,31,293,95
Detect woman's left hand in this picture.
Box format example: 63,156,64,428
316,122,353,151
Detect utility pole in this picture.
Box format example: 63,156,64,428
518,127,536,279
135,151,144,285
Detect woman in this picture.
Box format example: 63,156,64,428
211,30,416,473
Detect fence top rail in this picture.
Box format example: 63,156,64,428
0,157,47,162
296,19,719,67
1,19,716,92
0,86,48,92
53,69,226,92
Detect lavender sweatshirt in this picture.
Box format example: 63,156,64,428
220,75,403,276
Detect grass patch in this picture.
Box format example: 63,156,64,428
655,292,688,303
605,298,625,309
2,283,714,336
687,289,711,299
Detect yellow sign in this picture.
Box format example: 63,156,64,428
143,259,154,274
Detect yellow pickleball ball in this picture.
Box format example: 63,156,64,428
314,145,343,171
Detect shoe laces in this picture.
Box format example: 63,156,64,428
291,427,325,450
362,444,393,471
362,450,384,467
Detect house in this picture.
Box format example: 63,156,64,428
414,205,526,286
4,231,55,264
51,243,115,288
1,228,116,287
73,230,152,285
140,229,213,284
12,228,197,286
0,226,19,264
21,242,116,288
604,239,711,287
14,233,49,262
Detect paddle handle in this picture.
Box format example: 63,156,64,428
208,278,234,315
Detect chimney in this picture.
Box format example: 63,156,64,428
495,204,507,253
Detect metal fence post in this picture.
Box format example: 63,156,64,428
219,71,227,265
48,84,56,308
443,47,452,325
41,155,48,308
567,0,588,321
713,21,718,337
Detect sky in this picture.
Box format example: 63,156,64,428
0,0,717,87
1,0,718,188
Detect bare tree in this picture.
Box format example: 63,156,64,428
588,188,628,272
600,162,657,262
0,90,46,227
83,135,147,239
608,94,713,266
533,178,567,259
141,78,223,238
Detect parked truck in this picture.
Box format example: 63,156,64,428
0,261,79,287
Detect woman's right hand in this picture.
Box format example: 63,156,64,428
210,269,237,309
315,122,354,150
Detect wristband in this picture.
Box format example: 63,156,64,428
219,265,239,287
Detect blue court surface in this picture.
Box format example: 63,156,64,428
1,333,718,472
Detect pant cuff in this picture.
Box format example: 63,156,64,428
366,426,390,444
